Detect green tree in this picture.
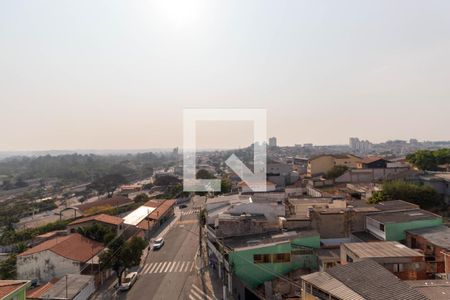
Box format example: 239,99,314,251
369,181,444,209
220,178,232,194
89,174,127,198
196,169,216,179
76,223,116,244
325,165,349,179
406,150,438,170
0,255,16,279
99,236,146,285
134,193,149,203
153,175,181,187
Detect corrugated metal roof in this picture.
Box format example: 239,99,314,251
343,241,424,258
123,206,155,226
406,225,450,250
327,260,428,300
301,272,365,300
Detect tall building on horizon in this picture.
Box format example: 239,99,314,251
268,137,277,147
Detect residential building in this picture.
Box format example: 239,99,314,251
301,259,427,300
205,195,252,225
0,280,30,300
307,154,360,177
207,196,285,238
266,162,296,187
334,167,411,184
27,274,95,300
287,197,346,218
356,156,390,169
207,229,320,299
349,137,373,154
365,209,443,241
119,184,142,194
345,183,381,201
406,225,450,274
316,248,340,271
67,214,124,236
238,181,276,193
17,233,104,283
136,199,176,239
340,241,427,280
304,204,380,240
268,137,277,147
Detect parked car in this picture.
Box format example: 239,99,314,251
152,237,165,250
118,272,138,291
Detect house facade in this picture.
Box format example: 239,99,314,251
67,213,124,236
307,154,360,177
365,209,443,241
340,241,427,280
406,225,450,274
17,233,104,283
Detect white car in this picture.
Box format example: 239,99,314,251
152,237,165,250
118,272,138,291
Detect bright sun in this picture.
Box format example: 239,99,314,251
153,0,207,29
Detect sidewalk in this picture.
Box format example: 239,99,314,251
194,242,227,300
90,211,181,299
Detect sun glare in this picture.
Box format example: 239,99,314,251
153,0,206,29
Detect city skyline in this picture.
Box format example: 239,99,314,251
1,0,450,151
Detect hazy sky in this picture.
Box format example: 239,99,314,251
1,0,450,151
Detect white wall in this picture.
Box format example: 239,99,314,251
17,250,81,283
366,217,386,240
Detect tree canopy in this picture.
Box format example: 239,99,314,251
325,165,348,179
99,236,146,285
196,169,216,179
76,223,116,244
0,219,70,246
0,152,173,184
88,174,127,198
0,255,16,279
153,175,181,187
369,180,444,209
406,149,450,171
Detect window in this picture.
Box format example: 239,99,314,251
393,264,404,272
253,254,272,264
346,255,353,263
379,223,385,232
273,253,291,263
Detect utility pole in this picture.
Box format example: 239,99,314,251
199,210,203,258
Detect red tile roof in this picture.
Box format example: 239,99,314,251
69,213,123,226
0,280,29,298
27,281,54,299
18,233,104,262
137,199,176,230
143,200,161,208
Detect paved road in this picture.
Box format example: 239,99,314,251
120,206,202,300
